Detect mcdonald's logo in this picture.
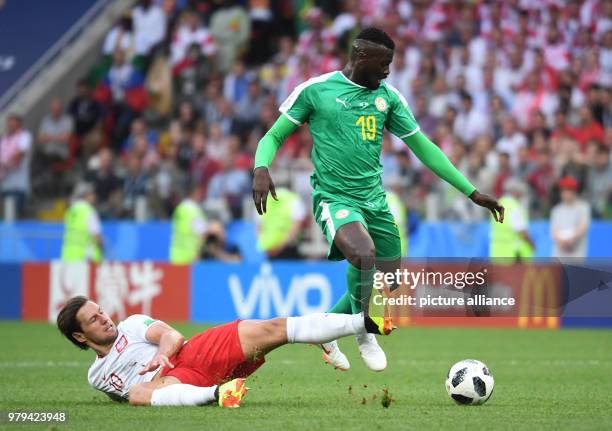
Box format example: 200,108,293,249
518,266,559,329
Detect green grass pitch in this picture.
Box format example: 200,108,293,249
1,322,611,430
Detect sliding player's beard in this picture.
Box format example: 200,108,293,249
89,326,119,347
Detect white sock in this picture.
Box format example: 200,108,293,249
286,313,365,344
150,384,217,406
356,332,377,345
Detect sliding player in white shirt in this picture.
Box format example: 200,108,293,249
56,296,393,407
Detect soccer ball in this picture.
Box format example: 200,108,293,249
445,359,494,405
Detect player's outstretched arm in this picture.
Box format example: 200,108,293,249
403,131,504,222
253,115,298,214
139,321,185,375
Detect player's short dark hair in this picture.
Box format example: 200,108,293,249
57,296,89,350
355,27,395,50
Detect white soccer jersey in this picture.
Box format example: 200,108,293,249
87,314,161,401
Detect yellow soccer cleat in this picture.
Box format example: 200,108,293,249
217,378,248,408
364,314,396,335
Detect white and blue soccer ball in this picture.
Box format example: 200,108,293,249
445,359,494,405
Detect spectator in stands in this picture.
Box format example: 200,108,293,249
447,46,482,95
413,95,438,137
68,80,104,160
233,78,265,137
428,75,452,119
175,125,195,172
170,11,216,66
571,106,605,150
492,152,512,198
121,153,149,218
103,16,135,59
587,143,612,218
466,150,495,197
151,143,182,218
454,92,489,145
123,118,158,152
512,72,558,128
381,135,400,185
85,147,123,219
515,146,535,179
223,59,251,104
132,0,166,57
207,148,250,220
527,149,555,217
297,7,336,61
36,98,74,167
195,78,222,126
551,176,591,260
190,132,219,195
553,138,585,188
526,110,551,141
173,43,212,98
543,25,571,71
201,219,241,262
209,1,250,73
130,135,160,173
496,116,528,169
494,48,527,108
0,114,32,218
105,50,143,147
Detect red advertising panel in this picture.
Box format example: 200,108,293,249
21,263,50,320
22,262,189,322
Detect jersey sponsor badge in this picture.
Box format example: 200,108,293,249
335,209,350,219
375,97,388,112
115,335,128,353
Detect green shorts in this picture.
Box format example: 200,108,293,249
313,190,401,261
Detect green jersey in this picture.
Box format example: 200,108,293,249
279,70,419,206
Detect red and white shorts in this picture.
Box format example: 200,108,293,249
160,320,265,387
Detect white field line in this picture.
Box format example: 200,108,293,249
0,361,88,368
0,359,607,368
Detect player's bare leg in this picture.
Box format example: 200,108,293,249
238,318,289,360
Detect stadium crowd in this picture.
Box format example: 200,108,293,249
1,0,611,230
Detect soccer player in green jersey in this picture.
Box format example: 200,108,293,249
252,28,504,371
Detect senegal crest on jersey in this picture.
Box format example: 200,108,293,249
335,209,350,219
375,96,388,112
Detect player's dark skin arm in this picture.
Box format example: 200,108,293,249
469,190,505,223
253,166,278,215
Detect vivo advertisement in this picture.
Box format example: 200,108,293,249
191,261,348,322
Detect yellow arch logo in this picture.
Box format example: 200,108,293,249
518,266,559,329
